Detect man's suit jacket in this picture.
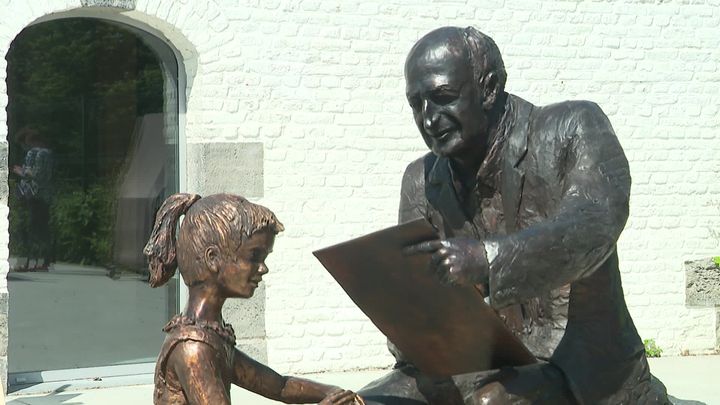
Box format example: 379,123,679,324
398,94,663,403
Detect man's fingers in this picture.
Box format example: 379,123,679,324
434,258,452,280
430,248,449,266
440,261,466,286
403,239,443,255
327,390,360,404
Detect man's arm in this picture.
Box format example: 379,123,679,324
405,102,630,309
487,101,630,308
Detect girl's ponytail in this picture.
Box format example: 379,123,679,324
143,193,201,287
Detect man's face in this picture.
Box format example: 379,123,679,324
405,40,489,159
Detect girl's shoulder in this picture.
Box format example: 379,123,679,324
159,315,236,367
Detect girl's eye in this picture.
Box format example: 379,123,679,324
251,250,265,263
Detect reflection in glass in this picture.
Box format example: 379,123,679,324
6,18,179,378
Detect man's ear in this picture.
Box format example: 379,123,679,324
204,246,221,273
480,71,499,110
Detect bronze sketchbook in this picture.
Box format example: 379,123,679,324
313,218,536,377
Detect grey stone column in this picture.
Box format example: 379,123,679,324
1,141,9,391
686,258,720,307
186,142,268,362
685,258,720,350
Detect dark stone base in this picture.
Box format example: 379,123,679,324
685,258,720,307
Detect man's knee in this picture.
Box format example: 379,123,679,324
464,363,576,405
469,381,511,405
358,367,427,404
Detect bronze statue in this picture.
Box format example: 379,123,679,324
357,27,671,404
145,193,363,405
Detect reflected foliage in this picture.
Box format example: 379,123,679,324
7,18,164,266
51,182,117,265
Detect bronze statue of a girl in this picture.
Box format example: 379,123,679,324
145,193,363,405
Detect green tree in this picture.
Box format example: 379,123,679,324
7,18,165,266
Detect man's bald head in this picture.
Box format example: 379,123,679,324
405,26,507,99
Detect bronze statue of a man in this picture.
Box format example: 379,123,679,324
145,193,363,405
359,27,670,404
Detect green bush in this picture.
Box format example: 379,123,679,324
643,339,663,358
713,256,720,267
9,180,116,266
50,182,117,266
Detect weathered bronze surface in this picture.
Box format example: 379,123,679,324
355,26,671,404
314,219,535,377
145,193,363,405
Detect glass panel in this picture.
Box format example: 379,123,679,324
6,18,179,375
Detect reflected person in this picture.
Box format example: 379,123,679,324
145,193,363,405
12,126,53,271
359,27,670,404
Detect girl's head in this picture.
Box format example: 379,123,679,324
144,193,284,298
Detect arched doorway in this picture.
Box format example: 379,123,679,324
6,17,180,388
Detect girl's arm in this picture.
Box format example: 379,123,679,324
168,341,231,405
233,348,361,404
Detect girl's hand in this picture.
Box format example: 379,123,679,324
319,389,364,405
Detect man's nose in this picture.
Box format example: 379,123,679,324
422,99,440,131
258,263,269,275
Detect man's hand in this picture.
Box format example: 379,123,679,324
403,237,490,286
319,389,364,404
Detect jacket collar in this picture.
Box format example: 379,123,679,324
500,95,533,232
425,94,533,231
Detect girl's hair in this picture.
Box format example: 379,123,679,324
143,193,284,288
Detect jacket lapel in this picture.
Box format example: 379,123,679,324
501,95,533,233
424,154,467,230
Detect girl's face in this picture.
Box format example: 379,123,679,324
216,228,275,298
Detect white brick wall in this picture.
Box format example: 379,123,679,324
0,0,718,375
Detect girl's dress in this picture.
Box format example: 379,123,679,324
154,315,237,405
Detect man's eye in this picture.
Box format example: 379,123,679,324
407,97,421,110
431,93,457,105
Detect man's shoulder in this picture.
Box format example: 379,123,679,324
523,98,614,144
403,152,435,179
532,99,608,125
